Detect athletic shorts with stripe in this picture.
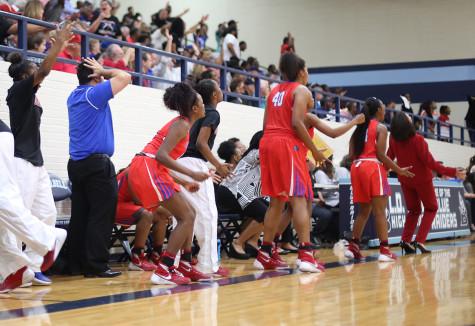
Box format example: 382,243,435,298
350,160,391,203
260,135,313,202
127,156,180,210
115,170,145,225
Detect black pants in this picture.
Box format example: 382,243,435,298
66,155,118,274
215,185,267,223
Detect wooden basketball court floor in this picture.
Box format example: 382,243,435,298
1,236,474,325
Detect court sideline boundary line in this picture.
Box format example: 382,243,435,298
0,239,473,321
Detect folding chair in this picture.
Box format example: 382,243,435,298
217,213,244,254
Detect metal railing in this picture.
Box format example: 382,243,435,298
1,11,474,147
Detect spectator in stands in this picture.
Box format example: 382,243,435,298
400,93,413,115
152,30,178,90
438,105,451,141
102,44,133,70
318,97,334,120
43,0,78,22
384,101,396,124
223,24,240,63
242,78,257,107
121,6,135,27
340,101,358,123
194,23,208,50
139,52,154,87
52,33,81,74
280,32,295,54
66,57,131,278
419,100,437,138
466,96,475,146
89,39,101,59
6,23,73,286
119,26,133,43
151,4,189,30
239,40,247,54
217,140,242,170
23,0,44,19
79,1,94,24
0,8,49,53
26,32,46,66
228,77,245,104
90,0,121,41
215,22,227,52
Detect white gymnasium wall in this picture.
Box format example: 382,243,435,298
117,0,475,68
0,61,473,181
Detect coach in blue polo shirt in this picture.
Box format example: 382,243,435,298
66,58,131,278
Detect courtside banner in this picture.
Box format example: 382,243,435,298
338,179,470,246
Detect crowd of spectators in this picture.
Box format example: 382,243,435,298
1,0,474,143
0,0,297,108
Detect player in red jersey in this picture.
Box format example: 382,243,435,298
254,52,328,273
126,83,211,285
345,97,414,262
115,168,171,272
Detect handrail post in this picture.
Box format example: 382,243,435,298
357,101,362,114
335,96,341,122
18,19,27,53
254,77,261,107
436,120,441,141
180,59,187,83
449,125,453,143
423,117,428,137
134,48,143,86
461,127,465,146
220,66,227,101
80,34,89,59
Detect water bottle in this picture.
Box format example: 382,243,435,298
217,239,221,262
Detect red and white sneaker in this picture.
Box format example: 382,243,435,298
253,250,281,270
41,228,67,272
296,250,323,273
177,261,212,282
378,246,397,262
129,252,157,271
344,241,366,261
151,263,191,285
213,266,230,277
0,266,34,294
148,251,161,266
271,247,290,269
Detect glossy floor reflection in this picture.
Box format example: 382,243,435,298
0,237,474,325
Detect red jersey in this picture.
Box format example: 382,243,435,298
142,116,189,160
264,82,301,139
52,50,79,74
357,119,379,159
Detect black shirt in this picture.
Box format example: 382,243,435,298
0,119,11,133
6,75,44,166
0,19,13,45
183,107,220,161
93,14,121,38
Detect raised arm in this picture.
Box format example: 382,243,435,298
185,15,208,36
33,22,73,86
82,57,131,95
376,124,414,177
293,86,326,164
88,12,105,33
305,112,365,138
414,135,458,178
156,120,209,181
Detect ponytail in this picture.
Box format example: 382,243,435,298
349,97,382,159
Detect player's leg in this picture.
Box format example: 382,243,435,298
254,197,286,270
372,196,397,261
345,202,372,261
151,191,195,285
149,207,170,263
414,184,438,251
399,183,420,253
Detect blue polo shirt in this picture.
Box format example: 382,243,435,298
67,80,115,161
